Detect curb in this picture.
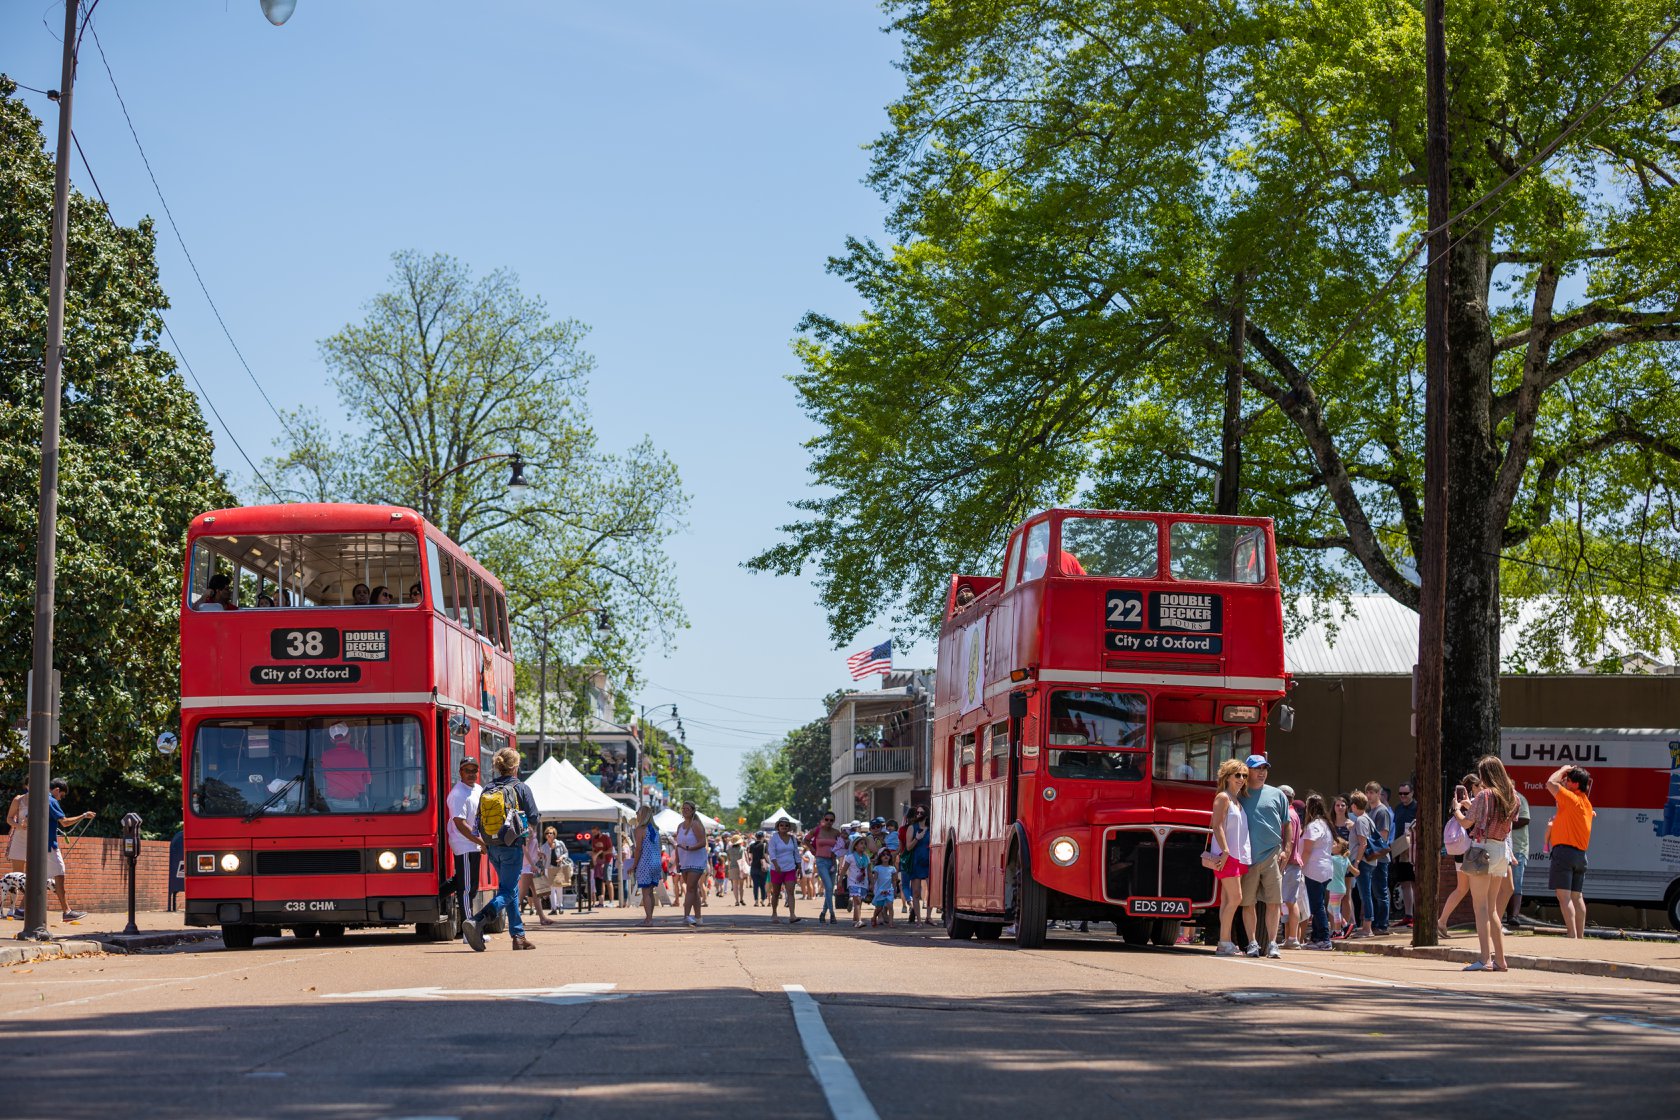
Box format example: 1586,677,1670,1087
0,939,104,966
1336,940,1680,986
97,930,222,954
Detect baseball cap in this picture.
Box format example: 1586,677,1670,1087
870,816,886,827
328,722,350,739
1279,784,1294,799
1244,754,1269,769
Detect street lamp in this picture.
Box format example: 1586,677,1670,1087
417,451,532,523
633,703,681,807
516,603,612,769
21,0,288,942
259,0,297,25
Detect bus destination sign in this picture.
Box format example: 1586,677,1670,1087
1103,590,1223,654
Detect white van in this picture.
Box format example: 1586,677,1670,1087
1500,728,1680,930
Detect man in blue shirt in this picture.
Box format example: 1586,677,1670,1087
46,778,94,922
1238,754,1290,958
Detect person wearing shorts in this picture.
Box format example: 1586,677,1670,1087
1546,765,1594,938
1237,755,1289,957
766,818,802,924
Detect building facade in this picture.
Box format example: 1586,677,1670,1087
828,670,932,823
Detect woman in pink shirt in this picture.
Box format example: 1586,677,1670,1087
806,812,847,925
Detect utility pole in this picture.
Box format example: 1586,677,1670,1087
1413,0,1451,950
22,0,81,943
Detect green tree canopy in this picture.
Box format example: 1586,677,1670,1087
737,742,793,829
0,80,234,833
752,2,1680,777
267,250,689,699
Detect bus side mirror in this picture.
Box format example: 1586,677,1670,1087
1008,691,1029,722
1276,704,1295,733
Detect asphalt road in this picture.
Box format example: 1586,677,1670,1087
5,904,1680,1119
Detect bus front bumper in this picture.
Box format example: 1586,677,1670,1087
185,895,445,927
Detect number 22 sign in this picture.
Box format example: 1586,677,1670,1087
1104,591,1144,631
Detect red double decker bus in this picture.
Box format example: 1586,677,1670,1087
179,504,517,948
931,509,1290,947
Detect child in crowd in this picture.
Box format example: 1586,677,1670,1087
871,850,897,927
1328,839,1351,937
847,845,872,928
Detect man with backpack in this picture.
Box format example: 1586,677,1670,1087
462,747,541,952
1362,780,1393,933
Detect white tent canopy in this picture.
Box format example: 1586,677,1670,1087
653,806,722,834
524,757,634,823
760,807,801,830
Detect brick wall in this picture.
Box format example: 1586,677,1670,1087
56,837,174,913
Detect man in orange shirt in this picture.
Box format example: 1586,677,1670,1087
1545,765,1594,938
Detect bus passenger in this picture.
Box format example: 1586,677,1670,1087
195,573,233,611
321,724,371,809
405,583,423,604
371,585,396,605
351,583,372,605
1209,758,1250,956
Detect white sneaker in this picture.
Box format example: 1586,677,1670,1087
1283,937,1302,949
1266,942,1282,959
1215,940,1241,956
1001,924,1018,938
1245,941,1261,957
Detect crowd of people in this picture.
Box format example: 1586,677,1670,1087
1205,751,1596,971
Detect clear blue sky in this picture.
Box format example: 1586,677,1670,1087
2,1,938,804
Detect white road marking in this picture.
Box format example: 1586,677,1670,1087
784,984,880,1120
322,983,623,1006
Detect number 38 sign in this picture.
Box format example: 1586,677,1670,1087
270,628,341,659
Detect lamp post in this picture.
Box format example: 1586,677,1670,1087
517,604,611,767
634,704,681,807
21,0,291,942
417,452,530,528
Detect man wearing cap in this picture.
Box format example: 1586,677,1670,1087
1238,753,1290,958
321,723,371,809
445,758,484,923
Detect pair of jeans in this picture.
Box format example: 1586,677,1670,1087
1305,876,1330,944
750,869,767,902
1368,859,1390,931
1355,861,1375,926
474,842,525,939
815,856,837,918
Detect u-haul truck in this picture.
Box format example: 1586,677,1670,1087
1500,728,1680,931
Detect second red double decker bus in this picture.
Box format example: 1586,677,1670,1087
178,503,517,948
931,509,1291,947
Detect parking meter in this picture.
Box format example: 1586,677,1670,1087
122,812,143,935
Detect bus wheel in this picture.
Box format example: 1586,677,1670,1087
418,897,460,941
221,924,255,950
1150,920,1183,947
292,926,318,940
1010,857,1048,949
944,858,976,941
1119,917,1152,946
317,924,347,941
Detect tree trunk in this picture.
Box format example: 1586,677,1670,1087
1440,229,1502,783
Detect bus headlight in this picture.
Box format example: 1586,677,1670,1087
377,850,398,871
1049,837,1079,866
219,853,241,873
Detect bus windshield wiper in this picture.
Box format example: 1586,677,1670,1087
244,769,305,823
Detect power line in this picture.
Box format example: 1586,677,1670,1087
64,124,284,502
85,21,298,443
647,681,825,703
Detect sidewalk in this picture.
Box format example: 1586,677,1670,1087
1,908,216,965
1335,923,1680,985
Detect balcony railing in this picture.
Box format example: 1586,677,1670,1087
835,746,912,780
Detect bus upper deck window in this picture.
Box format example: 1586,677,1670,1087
1059,517,1157,579
1021,521,1052,582
1169,521,1267,585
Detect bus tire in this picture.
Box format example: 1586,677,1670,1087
317,924,347,941
944,856,976,941
1150,920,1183,947
1119,916,1153,946
1009,841,1049,950
418,896,460,941
221,924,255,950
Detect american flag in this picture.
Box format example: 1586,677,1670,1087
847,639,893,680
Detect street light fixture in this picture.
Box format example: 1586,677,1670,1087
259,0,297,26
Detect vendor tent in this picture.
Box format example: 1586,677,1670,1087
525,757,633,823
760,807,801,830
653,806,723,834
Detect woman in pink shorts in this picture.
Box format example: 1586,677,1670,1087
766,818,803,924
1209,758,1251,956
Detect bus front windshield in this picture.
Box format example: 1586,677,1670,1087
191,716,427,818
1045,691,1147,782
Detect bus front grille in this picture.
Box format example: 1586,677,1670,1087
254,849,362,875
1104,828,1216,906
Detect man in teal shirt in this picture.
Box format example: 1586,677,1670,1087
1239,754,1290,958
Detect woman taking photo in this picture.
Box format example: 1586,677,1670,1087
1208,758,1251,956
674,802,709,927
901,806,933,925
631,805,663,926
1455,756,1519,971
1437,772,1481,937
806,812,846,924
